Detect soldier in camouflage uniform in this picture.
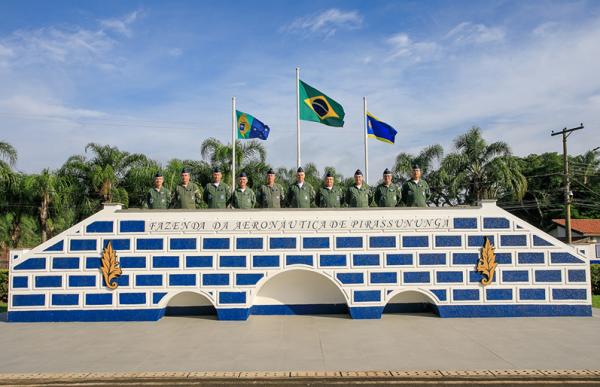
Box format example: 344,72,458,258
171,167,203,209
401,164,430,207
143,172,171,209
316,171,343,208
286,167,315,208
203,166,231,209
374,168,401,207
256,168,285,208
231,172,256,209
345,169,372,208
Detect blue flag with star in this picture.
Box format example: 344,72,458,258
236,110,270,140
367,112,398,144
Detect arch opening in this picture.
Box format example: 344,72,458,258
384,290,439,316
252,269,348,316
165,291,216,318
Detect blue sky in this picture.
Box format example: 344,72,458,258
1,0,600,181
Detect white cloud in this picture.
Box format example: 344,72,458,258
445,22,505,45
100,10,141,37
284,9,363,37
386,33,439,62
0,95,106,119
168,47,183,57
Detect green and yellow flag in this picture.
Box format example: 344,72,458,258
299,80,345,127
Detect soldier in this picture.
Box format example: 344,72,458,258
171,167,203,209
203,166,231,209
256,168,285,208
345,169,372,208
286,166,315,208
316,171,343,208
143,172,171,209
231,172,256,209
401,164,430,207
374,168,401,207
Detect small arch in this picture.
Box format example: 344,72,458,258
251,268,349,316
384,288,439,316
163,291,217,318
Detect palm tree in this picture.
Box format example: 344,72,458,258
393,144,444,179
201,138,267,186
573,148,600,185
31,169,71,242
0,141,17,186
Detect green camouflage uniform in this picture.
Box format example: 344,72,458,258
171,182,203,209
256,184,285,208
203,182,231,209
316,186,344,208
401,179,430,207
232,187,256,209
143,186,171,209
374,183,401,207
286,182,315,208
345,184,372,208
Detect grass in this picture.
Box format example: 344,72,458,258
593,295,600,309
0,302,5,313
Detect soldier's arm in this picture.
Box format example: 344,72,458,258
310,185,316,207
250,190,257,208
169,189,178,209
255,187,263,207
395,186,402,207
202,185,209,205
195,186,204,209
279,185,286,206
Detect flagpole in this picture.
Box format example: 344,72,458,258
296,66,301,168
231,96,236,192
363,96,368,185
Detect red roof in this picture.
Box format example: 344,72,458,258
552,219,600,236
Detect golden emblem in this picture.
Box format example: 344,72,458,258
477,237,497,286
101,241,122,289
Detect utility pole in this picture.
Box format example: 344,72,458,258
551,123,584,244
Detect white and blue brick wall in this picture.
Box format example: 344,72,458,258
8,202,592,322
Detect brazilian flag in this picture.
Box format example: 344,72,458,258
299,80,345,127
236,110,270,140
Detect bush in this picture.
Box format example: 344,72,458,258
592,265,600,295
0,269,7,303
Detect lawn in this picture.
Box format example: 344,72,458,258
594,295,600,309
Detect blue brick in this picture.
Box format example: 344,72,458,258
436,271,463,283
109,275,129,287
236,273,264,286
452,253,479,265
337,272,364,284
119,293,146,305
483,217,510,229
252,255,279,268
52,294,79,306
502,270,529,282
518,252,545,264
486,289,513,301
435,235,462,247
203,273,229,286
236,238,263,250
70,239,97,251
369,236,396,248
44,240,64,252
120,256,146,269
419,253,446,266
402,236,429,248
69,275,97,287
550,252,584,264
85,293,112,305
152,255,180,269
568,270,586,282
186,255,213,268
353,254,380,266
35,276,62,288
85,257,101,269
203,238,230,250
370,272,397,284
120,220,145,233
286,255,313,266
14,258,46,271
303,237,329,249
135,274,163,286
453,289,480,301
170,238,197,250
219,291,246,304
270,237,296,249
336,236,362,248
535,270,562,283
86,221,113,233
533,235,553,246
52,257,80,270
219,255,246,268
136,238,163,250
467,235,495,247
519,288,546,300
354,290,381,302
320,254,346,267
13,294,45,307
500,235,527,247
552,289,587,300
430,289,447,301
403,271,431,283
453,217,477,229
12,276,28,288
153,292,167,304
169,274,196,286
496,253,512,264
103,239,130,250
469,270,496,284
386,253,413,266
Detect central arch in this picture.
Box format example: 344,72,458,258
251,268,349,316
164,291,216,317
384,289,440,316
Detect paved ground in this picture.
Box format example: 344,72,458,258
0,309,599,373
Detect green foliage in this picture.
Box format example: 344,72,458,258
593,295,600,309
591,265,600,295
0,269,7,304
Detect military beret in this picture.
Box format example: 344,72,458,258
325,171,333,178
267,168,275,175
239,172,247,178
412,164,421,170
354,169,363,176
181,167,191,174
212,166,221,173
383,168,392,175
154,172,163,178
297,167,304,173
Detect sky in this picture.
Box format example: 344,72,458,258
1,0,599,181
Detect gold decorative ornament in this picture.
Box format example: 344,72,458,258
477,237,497,286
101,241,122,289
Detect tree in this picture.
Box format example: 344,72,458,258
31,169,71,242
0,141,17,187
393,144,444,180
201,138,268,187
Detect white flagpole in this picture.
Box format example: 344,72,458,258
363,96,369,185
296,66,301,168
231,96,236,192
